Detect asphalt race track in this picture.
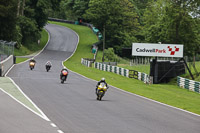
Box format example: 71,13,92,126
7,24,200,133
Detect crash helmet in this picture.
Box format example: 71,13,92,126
101,77,105,82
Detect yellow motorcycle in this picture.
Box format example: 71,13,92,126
29,62,35,70
96,83,108,101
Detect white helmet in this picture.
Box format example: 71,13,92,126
101,78,105,81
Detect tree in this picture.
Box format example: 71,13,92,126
84,0,140,56
0,0,17,41
143,0,200,57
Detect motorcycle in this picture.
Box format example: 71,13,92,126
29,62,35,70
46,65,51,72
96,82,108,101
60,70,68,84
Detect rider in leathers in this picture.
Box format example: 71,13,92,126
96,78,108,94
60,67,69,80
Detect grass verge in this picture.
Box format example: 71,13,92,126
0,28,49,117
0,77,40,114
14,29,49,64
50,21,200,115
16,57,28,64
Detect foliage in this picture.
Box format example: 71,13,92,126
14,25,22,49
14,28,48,56
104,48,120,62
17,16,40,45
25,0,60,30
0,0,17,41
143,0,200,57
50,21,200,115
84,0,140,55
48,0,90,20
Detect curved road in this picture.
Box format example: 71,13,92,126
7,24,200,133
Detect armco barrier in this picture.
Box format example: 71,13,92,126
94,62,129,77
81,58,94,67
0,55,14,76
94,62,151,84
177,76,200,93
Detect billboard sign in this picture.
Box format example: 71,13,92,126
132,43,183,57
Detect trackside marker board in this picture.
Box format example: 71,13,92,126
132,43,183,57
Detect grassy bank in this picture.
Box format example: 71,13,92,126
50,21,200,115
14,29,48,63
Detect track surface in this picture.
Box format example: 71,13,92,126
7,24,200,133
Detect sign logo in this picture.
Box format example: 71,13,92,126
132,43,183,57
167,46,179,55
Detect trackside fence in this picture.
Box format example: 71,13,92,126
81,58,151,84
94,62,129,77
81,58,93,67
0,55,14,76
177,76,200,93
94,62,151,84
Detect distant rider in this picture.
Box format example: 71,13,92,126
46,61,52,67
30,58,36,63
96,78,108,94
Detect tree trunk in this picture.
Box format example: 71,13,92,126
21,0,25,16
102,25,105,62
17,0,21,16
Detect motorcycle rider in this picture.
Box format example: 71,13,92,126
96,77,108,94
29,58,36,68
45,61,52,69
29,57,36,63
60,67,69,81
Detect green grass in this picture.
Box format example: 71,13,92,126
118,64,150,74
50,21,200,115
14,29,48,56
16,57,28,64
14,29,49,64
0,77,41,115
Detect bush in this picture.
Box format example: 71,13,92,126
104,48,120,62
17,16,40,46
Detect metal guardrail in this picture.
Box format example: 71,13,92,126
177,76,200,93
0,40,16,62
0,55,14,76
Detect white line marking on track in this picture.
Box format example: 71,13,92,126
3,25,69,133
57,22,200,117
51,123,57,128
57,130,64,133
7,77,50,121
0,87,49,121
68,68,200,117
4,28,52,122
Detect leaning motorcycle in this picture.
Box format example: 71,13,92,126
96,83,108,101
29,62,35,70
60,70,68,84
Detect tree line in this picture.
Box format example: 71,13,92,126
0,0,60,48
0,0,199,58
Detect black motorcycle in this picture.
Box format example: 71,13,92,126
46,65,51,72
60,70,68,84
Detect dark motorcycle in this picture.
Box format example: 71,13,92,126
60,70,68,84
46,65,51,72
96,82,108,101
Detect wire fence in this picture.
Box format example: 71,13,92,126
0,40,16,62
